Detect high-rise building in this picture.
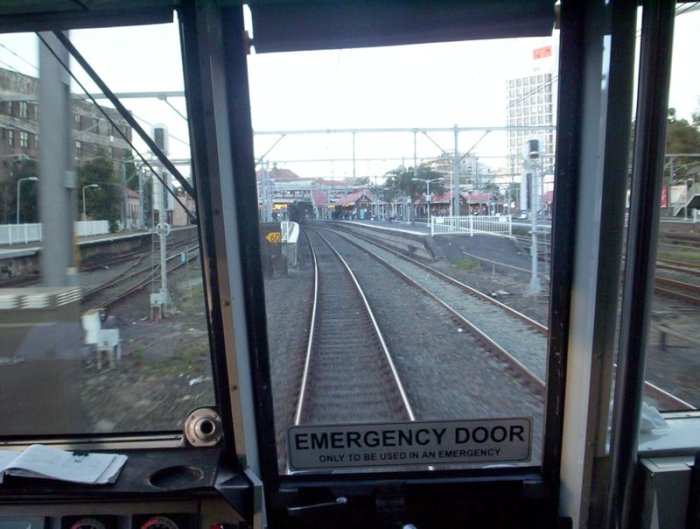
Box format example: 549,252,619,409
506,45,557,191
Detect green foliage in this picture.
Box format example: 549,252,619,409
453,257,481,272
123,157,139,191
0,159,39,223
143,178,153,227
666,108,700,183
383,164,446,202
13,159,39,223
78,158,122,230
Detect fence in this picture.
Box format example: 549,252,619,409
0,221,110,245
430,215,512,237
0,223,42,245
74,220,110,237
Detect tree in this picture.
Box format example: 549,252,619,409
142,177,153,227
665,108,700,183
78,158,122,231
383,164,446,201
1,159,39,223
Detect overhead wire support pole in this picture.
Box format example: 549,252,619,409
256,134,286,222
460,130,492,162
53,31,195,199
255,125,556,136
412,130,418,223
529,157,541,296
352,131,356,180
160,96,188,122
257,133,287,163
421,130,449,155
452,125,460,216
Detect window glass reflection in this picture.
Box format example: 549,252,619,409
0,26,215,437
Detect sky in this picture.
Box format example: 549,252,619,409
0,6,698,182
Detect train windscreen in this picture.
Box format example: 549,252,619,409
0,23,215,438
248,35,560,474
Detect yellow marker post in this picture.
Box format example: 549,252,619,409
265,231,281,243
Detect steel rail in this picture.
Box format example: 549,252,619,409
296,228,415,425
89,245,199,309
328,224,696,410
323,226,546,391
293,233,320,426
319,231,416,422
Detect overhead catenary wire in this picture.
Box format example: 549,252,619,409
0,43,38,72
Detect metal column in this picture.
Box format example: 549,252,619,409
39,32,77,287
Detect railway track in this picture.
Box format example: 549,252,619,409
656,257,700,276
326,225,694,410
0,231,199,288
294,230,414,426
661,232,700,248
83,244,199,310
326,227,547,390
654,276,700,305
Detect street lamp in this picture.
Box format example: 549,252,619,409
412,177,443,225
16,176,38,224
82,183,99,220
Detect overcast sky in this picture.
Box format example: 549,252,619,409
0,6,698,181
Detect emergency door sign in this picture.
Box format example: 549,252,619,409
288,418,531,470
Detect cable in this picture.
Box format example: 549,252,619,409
160,97,188,123
0,43,39,72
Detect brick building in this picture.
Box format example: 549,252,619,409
0,67,133,222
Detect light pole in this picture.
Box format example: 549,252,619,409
82,183,99,220
412,177,443,225
16,176,38,224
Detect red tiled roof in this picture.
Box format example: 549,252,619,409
255,167,301,181
415,190,453,204
334,188,375,206
462,192,504,204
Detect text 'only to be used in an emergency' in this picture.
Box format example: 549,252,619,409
288,418,531,470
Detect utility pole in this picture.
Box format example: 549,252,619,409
120,160,128,230
138,167,146,229
525,139,541,296
150,125,171,320
39,31,77,287
452,125,460,216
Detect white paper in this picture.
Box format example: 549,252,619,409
0,445,127,485
0,450,20,470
